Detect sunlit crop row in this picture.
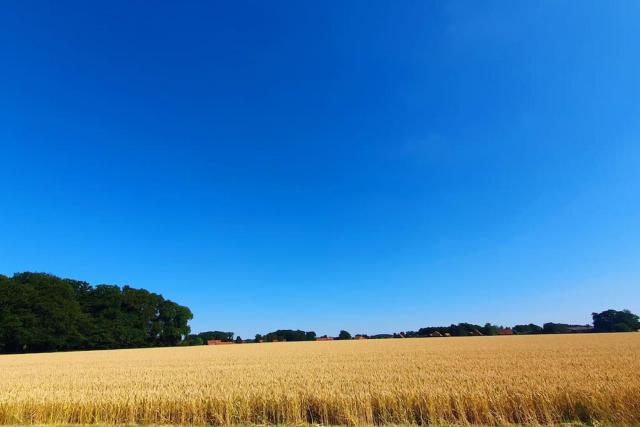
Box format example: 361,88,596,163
0,333,638,425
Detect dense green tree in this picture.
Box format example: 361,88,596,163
121,286,164,347
613,323,632,332
0,272,192,354
481,323,500,336
262,329,316,342
157,300,193,346
338,330,352,340
0,273,87,352
542,323,570,334
513,324,543,334
592,309,639,332
448,323,484,336
197,331,234,343
184,335,204,346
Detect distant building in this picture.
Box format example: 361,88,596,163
429,331,443,337
316,337,334,341
470,329,483,336
354,335,367,340
207,340,233,345
498,328,514,336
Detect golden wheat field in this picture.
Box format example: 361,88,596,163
0,333,638,426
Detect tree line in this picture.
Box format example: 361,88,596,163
0,272,192,353
1,272,638,353
366,310,639,339
185,310,639,345
185,329,320,344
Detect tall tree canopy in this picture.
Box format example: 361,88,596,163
592,309,640,332
0,272,192,353
262,329,316,342
338,330,352,340
513,324,543,334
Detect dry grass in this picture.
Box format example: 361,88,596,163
0,334,638,425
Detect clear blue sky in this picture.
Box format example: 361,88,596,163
1,1,639,337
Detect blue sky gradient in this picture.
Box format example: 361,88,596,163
1,1,639,337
